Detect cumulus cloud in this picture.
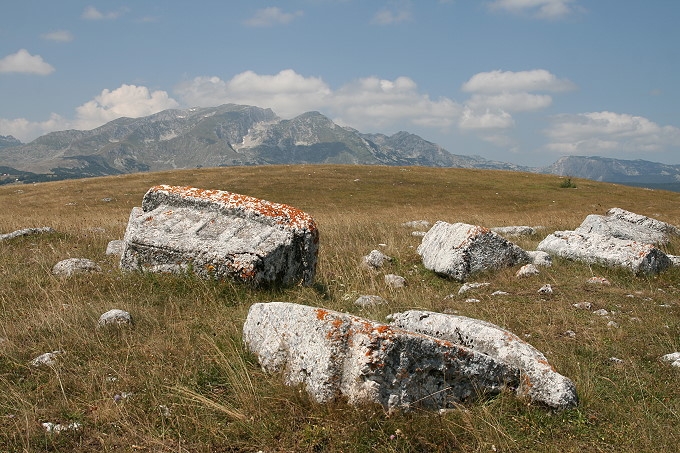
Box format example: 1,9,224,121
81,6,128,20
0,84,178,142
0,114,69,143
175,69,461,131
371,7,413,25
244,7,303,27
458,69,575,130
487,0,582,19
41,30,74,42
544,111,680,156
0,49,55,75
74,84,179,130
462,69,575,94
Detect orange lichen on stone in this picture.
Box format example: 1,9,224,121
148,185,318,233
315,308,329,321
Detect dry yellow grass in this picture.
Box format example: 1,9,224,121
0,165,679,452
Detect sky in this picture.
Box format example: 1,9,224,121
1,0,679,168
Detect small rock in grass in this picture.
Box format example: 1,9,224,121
593,309,609,316
363,250,392,269
573,302,593,310
52,258,101,277
538,284,553,295
98,309,133,327
458,282,490,295
661,352,680,367
516,264,540,278
31,351,63,367
355,295,388,308
491,290,509,296
384,274,406,288
587,276,611,285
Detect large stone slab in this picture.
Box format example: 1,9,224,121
120,185,318,286
389,310,578,410
243,302,519,411
575,208,680,245
417,221,530,281
537,230,671,274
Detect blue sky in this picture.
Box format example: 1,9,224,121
1,0,679,167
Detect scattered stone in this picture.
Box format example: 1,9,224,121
593,309,609,316
661,352,680,367
159,404,172,417
354,295,388,308
384,274,406,289
516,264,540,278
609,357,624,364
417,221,530,282
668,255,680,267
411,231,427,237
31,350,63,367
491,291,509,296
573,302,593,310
98,309,133,327
42,422,82,433
575,208,680,246
0,227,54,242
538,284,553,295
458,282,490,295
101,197,114,202
119,185,319,286
52,258,101,277
389,310,578,410
491,226,536,237
243,302,519,411
563,330,576,338
607,320,620,328
537,231,671,275
587,276,611,285
527,250,552,267
465,298,481,303
402,220,431,229
106,239,124,255
363,249,392,269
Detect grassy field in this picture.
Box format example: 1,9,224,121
0,164,679,452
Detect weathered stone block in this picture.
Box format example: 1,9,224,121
389,310,578,410
243,302,518,411
537,230,671,274
576,208,680,245
120,185,318,286
417,221,530,281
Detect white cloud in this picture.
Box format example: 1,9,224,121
544,111,680,156
459,107,514,130
462,69,575,94
0,114,69,143
0,49,55,75
81,6,128,20
175,70,462,131
466,92,553,112
487,0,582,19
74,84,179,130
41,30,74,42
0,84,178,142
458,69,575,131
244,7,303,27
371,7,412,25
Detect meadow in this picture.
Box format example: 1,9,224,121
0,164,679,452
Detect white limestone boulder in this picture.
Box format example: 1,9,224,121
575,208,679,246
98,309,133,327
537,230,671,275
243,302,519,411
417,221,530,281
120,185,319,286
0,227,55,242
388,310,578,410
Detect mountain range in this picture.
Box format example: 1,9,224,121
1,103,679,191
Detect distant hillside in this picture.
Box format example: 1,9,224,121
1,106,679,191
0,104,526,184
542,156,680,192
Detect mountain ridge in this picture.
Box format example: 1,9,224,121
1,104,678,191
